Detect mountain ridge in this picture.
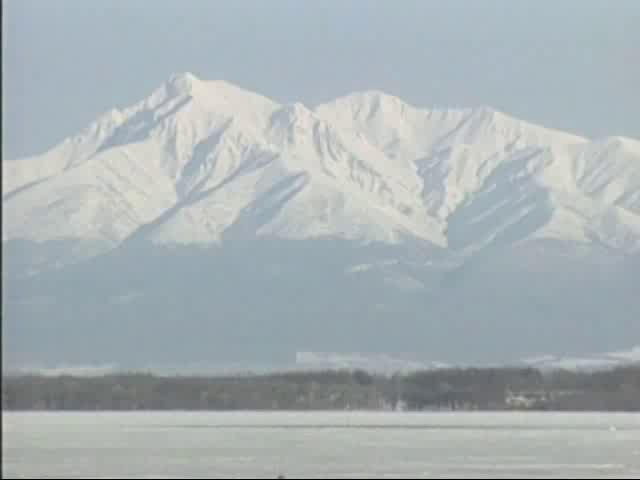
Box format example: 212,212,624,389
4,72,640,259
3,73,640,367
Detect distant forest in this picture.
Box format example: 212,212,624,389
3,366,639,411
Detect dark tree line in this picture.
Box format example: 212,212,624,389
2,366,639,411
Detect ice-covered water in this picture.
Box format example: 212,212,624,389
3,412,640,478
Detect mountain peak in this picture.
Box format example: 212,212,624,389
152,73,255,105
322,89,413,118
165,72,201,96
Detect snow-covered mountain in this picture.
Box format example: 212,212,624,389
3,73,639,368
5,72,640,256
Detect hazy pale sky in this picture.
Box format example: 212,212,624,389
3,0,639,159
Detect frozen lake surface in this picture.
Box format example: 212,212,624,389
3,411,640,478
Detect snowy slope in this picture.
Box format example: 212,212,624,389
4,73,640,258
522,346,640,370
